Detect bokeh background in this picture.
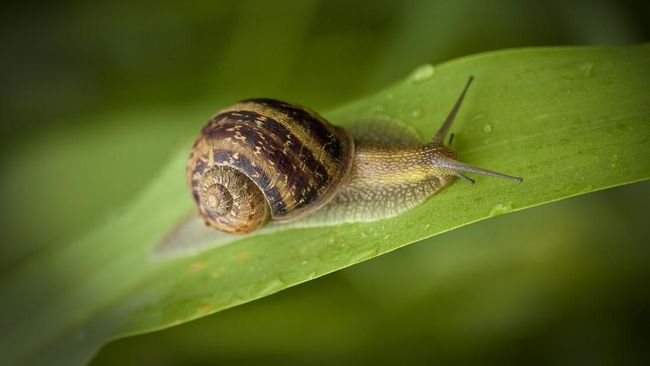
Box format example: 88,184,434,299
1,0,649,364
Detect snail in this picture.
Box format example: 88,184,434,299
187,76,523,235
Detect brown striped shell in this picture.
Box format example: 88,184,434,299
187,99,354,234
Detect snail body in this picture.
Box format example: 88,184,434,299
188,77,522,234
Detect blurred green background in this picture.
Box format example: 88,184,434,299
1,0,649,364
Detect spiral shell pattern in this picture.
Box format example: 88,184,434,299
187,98,354,233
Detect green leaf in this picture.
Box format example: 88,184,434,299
2,45,649,366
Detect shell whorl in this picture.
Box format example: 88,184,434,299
194,165,270,233
187,98,354,233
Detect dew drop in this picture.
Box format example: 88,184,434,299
490,203,513,216
483,123,493,133
410,64,435,82
259,278,286,296
304,271,317,280
410,109,422,118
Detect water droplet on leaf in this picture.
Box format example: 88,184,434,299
483,123,493,133
490,203,513,216
410,64,435,82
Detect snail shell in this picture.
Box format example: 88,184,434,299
187,99,354,233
